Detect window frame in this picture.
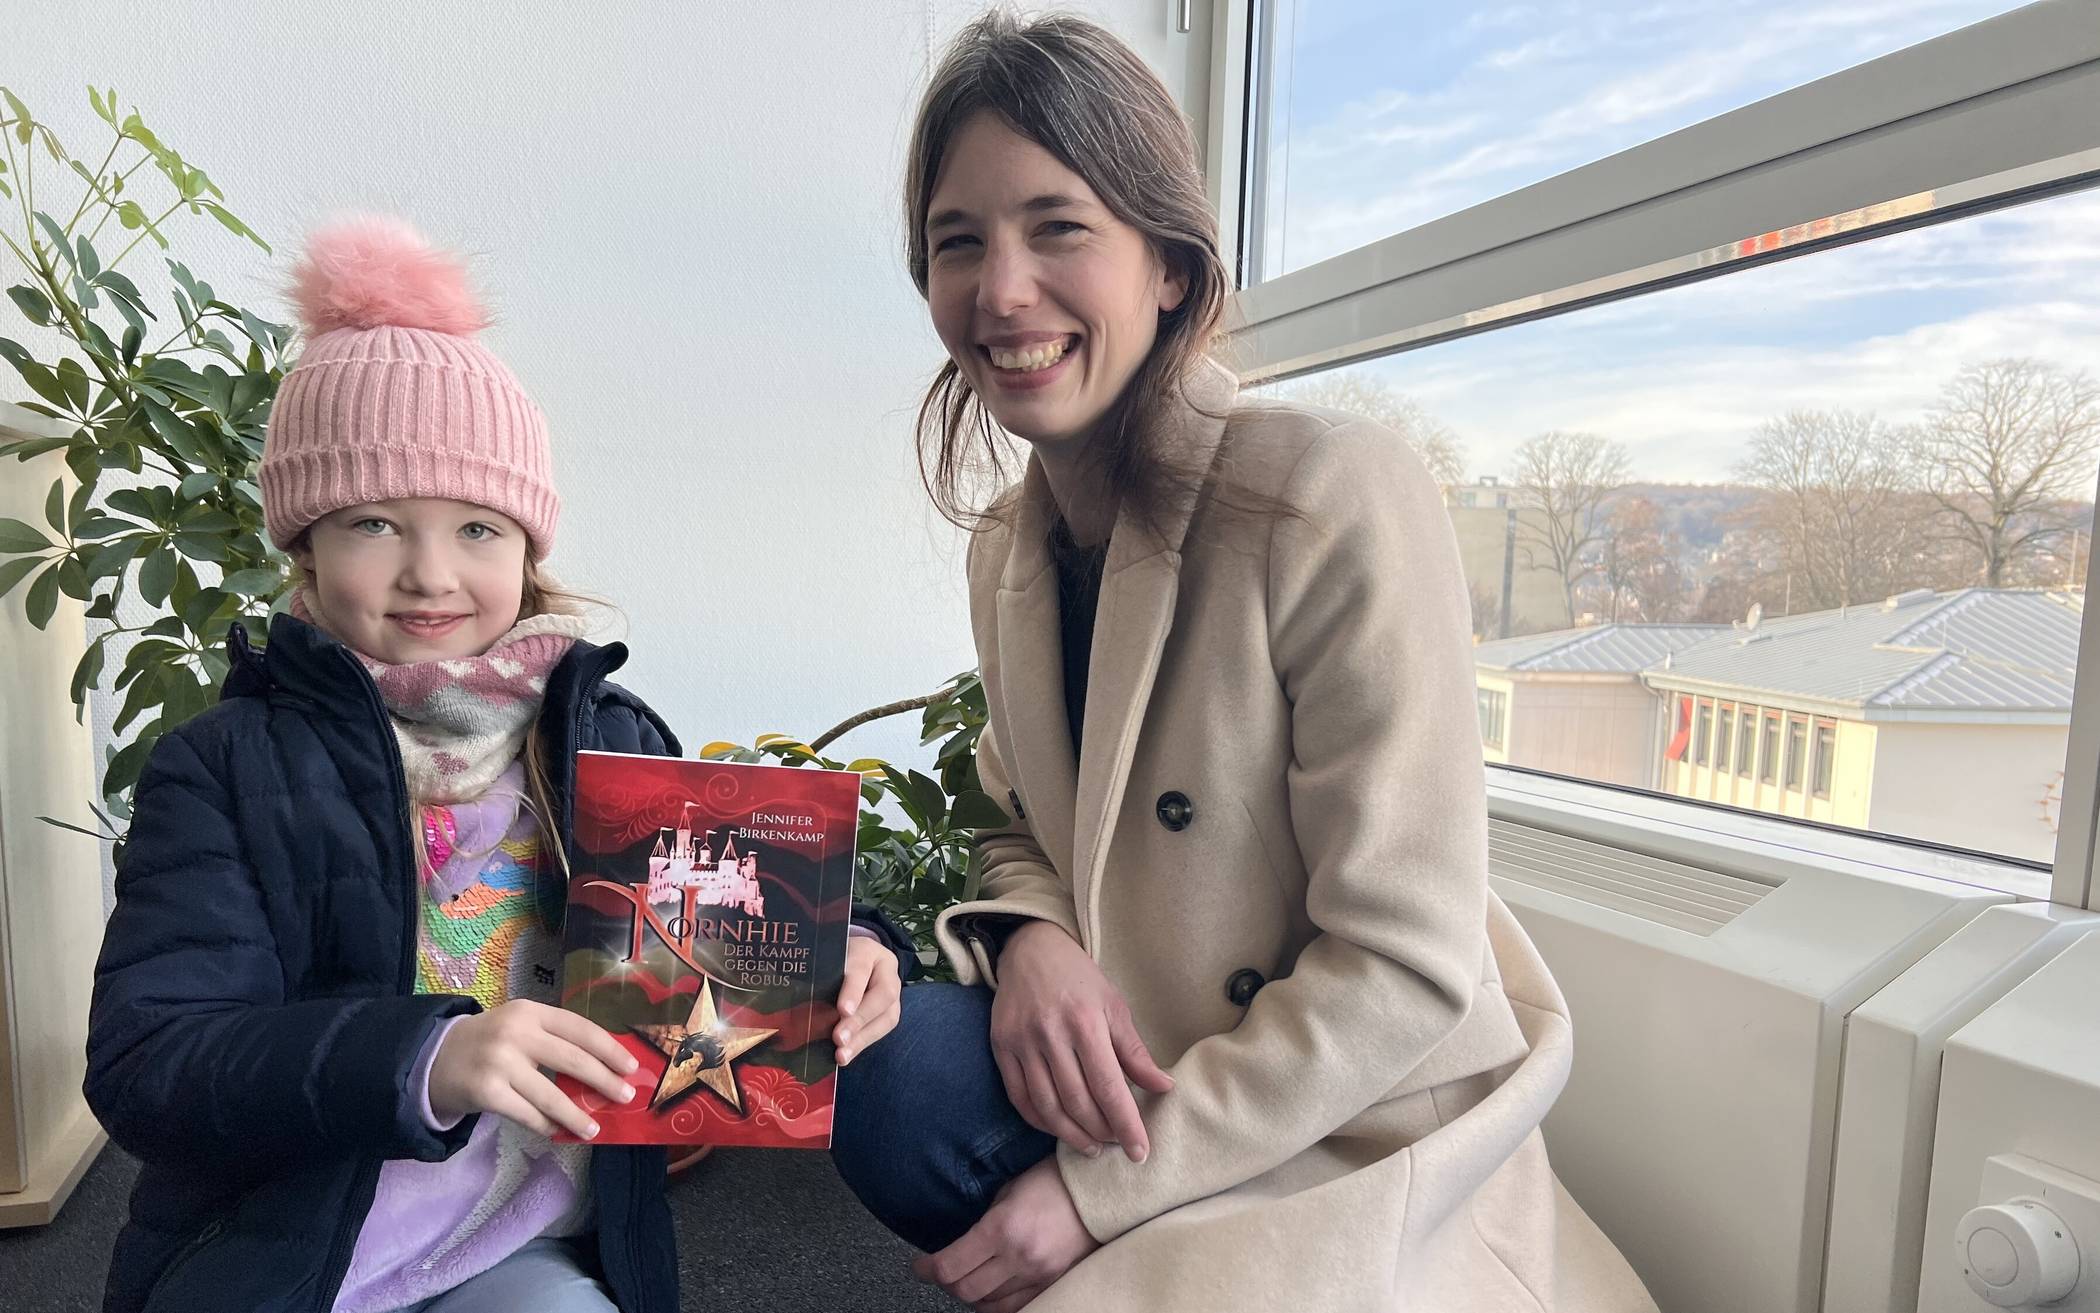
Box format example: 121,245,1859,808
1760,713,1781,787
1784,717,1809,793
1717,704,1736,775
1812,720,1838,800
1478,686,1508,751
1207,0,2100,907
1694,699,1713,768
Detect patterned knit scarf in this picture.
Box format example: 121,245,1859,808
294,591,592,804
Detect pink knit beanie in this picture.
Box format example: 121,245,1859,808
260,217,559,560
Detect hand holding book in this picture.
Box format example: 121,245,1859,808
429,999,641,1140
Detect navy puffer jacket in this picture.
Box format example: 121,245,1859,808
86,613,915,1313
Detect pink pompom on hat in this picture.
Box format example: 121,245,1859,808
259,217,559,560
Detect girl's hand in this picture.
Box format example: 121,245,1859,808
914,1155,1097,1311
990,921,1173,1162
428,1000,640,1139
834,935,903,1065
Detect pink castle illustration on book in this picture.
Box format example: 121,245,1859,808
646,803,767,917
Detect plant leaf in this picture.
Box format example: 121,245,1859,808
43,477,64,534
25,562,60,628
199,203,270,254
217,567,283,596
34,211,72,263
2,89,31,145
7,285,53,326
138,546,176,605
947,789,1009,830
55,358,90,412
76,234,101,281
0,517,53,552
0,552,44,595
0,338,74,410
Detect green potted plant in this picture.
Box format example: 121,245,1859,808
0,85,287,852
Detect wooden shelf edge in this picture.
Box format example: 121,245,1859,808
0,1103,107,1229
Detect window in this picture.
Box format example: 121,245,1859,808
1478,687,1507,749
1247,2,2021,279
1234,3,2099,895
1784,719,1808,792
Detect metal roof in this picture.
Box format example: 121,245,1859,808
1474,623,1732,674
1641,589,2084,717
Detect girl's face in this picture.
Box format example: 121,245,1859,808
924,112,1186,456
294,498,528,664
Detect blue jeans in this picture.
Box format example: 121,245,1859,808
388,1237,615,1312
832,982,1056,1251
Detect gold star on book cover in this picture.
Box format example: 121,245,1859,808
551,751,862,1148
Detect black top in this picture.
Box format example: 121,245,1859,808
1052,516,1110,756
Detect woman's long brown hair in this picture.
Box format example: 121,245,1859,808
904,11,1234,540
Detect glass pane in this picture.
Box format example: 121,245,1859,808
1716,706,1735,773
1270,187,2098,871
1254,0,2022,278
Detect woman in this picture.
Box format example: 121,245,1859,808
832,14,1655,1313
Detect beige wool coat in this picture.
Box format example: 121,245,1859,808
931,362,1656,1312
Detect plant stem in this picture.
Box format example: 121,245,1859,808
107,199,181,271
811,693,941,753
64,131,124,232
86,153,160,248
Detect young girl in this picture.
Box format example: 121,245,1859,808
85,219,910,1313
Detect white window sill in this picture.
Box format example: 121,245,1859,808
1486,764,2053,903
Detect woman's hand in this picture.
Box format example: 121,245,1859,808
990,920,1173,1161
914,1155,1098,1311
427,1000,639,1139
834,934,903,1065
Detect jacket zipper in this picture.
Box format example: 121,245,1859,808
311,649,420,1313
559,650,655,1303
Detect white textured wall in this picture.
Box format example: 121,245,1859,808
6,1,1202,906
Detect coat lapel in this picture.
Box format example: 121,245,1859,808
993,460,1081,883
1069,362,1237,938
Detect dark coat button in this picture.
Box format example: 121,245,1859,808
1225,968,1265,1007
1156,791,1194,831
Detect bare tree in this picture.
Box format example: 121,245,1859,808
1286,373,1468,488
1508,431,1630,625
1916,358,2100,586
1736,409,1919,611
1596,496,1689,622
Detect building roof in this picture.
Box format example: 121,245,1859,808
1474,623,1732,674
1642,589,2084,719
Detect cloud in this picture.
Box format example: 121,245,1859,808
1266,0,2021,271
1310,195,2100,484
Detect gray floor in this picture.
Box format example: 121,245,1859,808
0,1144,956,1312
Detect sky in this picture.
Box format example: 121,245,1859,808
1261,1,2100,487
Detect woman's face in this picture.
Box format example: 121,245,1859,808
924,112,1186,455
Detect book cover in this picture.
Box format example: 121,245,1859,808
552,751,861,1148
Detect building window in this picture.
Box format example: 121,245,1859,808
1478,688,1507,750
1736,709,1757,778
1785,718,1808,791
1693,700,1712,767
1716,706,1735,774
1813,722,1837,799
1760,715,1780,785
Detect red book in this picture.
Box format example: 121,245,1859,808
552,751,860,1148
